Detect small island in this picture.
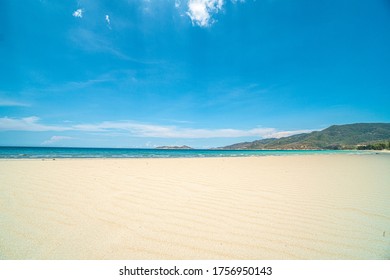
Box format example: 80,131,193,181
155,145,193,150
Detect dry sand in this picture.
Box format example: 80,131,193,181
0,154,389,259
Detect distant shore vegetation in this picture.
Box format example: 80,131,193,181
356,141,390,150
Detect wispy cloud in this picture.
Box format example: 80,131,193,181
0,117,68,132
0,117,313,139
161,119,195,124
72,8,83,18
42,136,75,145
69,28,130,59
68,28,157,63
18,70,139,98
0,99,30,107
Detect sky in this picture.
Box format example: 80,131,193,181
0,0,389,148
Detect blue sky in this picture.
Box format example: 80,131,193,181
0,0,389,148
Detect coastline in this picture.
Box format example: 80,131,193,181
1,154,389,259
0,146,382,159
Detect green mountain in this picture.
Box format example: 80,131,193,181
222,123,390,150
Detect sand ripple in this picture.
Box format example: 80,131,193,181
0,155,389,259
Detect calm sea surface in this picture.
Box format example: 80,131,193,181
0,147,372,159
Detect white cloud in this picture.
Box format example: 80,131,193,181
182,0,247,27
105,15,111,27
186,0,224,27
42,136,74,145
72,8,83,18
0,117,313,139
74,121,275,138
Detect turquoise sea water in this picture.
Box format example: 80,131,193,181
0,146,373,159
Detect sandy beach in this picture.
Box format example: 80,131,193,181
0,154,389,259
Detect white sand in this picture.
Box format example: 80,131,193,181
0,154,389,259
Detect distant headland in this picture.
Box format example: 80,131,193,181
221,123,390,150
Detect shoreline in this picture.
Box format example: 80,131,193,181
0,150,386,161
1,154,389,259
1,144,389,161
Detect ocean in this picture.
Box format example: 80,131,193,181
0,146,372,159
